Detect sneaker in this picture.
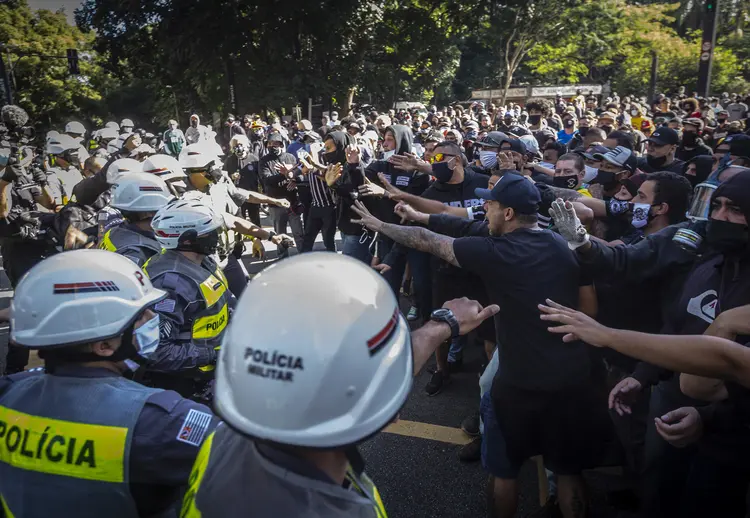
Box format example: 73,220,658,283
406,306,419,321
526,496,562,518
460,413,480,437
459,436,482,463
425,370,450,396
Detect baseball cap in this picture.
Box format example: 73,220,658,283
726,134,750,158
266,132,284,143
575,144,610,161
499,138,527,155
474,172,541,214
475,131,508,148
683,117,704,131
640,119,653,131
599,111,617,121
593,146,638,173
298,119,313,131
647,127,679,146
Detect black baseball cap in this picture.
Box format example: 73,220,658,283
647,127,679,146
474,131,508,148
726,134,750,158
499,138,527,155
575,144,610,161
593,146,638,173
475,172,541,214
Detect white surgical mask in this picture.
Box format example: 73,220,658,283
583,165,599,183
382,149,396,160
134,314,160,359
631,110,638,116
479,150,498,169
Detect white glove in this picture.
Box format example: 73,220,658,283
549,198,590,250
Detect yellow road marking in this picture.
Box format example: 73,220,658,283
383,420,472,445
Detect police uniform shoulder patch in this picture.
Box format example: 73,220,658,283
154,298,176,313
176,408,212,447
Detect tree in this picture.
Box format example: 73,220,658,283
0,0,106,128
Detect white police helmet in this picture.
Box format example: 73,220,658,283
10,250,166,348
142,154,187,182
105,157,142,185
46,134,79,156
111,172,174,212
150,197,224,249
64,121,86,138
105,121,120,131
214,253,413,448
179,143,218,170
120,118,135,130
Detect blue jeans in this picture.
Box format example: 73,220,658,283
341,233,373,264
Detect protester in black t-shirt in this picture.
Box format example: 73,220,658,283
636,127,686,174
350,171,600,517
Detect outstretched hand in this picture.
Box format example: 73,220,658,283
443,297,500,336
549,198,589,250
377,172,405,201
538,299,613,346
350,199,384,232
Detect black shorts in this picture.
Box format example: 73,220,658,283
491,381,599,476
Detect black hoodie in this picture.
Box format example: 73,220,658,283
325,131,366,235
364,124,430,223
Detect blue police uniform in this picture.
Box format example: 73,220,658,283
0,365,219,518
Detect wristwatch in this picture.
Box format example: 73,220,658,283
266,231,277,242
430,308,460,339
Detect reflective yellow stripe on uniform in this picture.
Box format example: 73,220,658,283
0,406,127,483
346,469,388,518
193,303,228,341
1,493,16,518
198,273,227,308
180,430,215,518
99,229,117,252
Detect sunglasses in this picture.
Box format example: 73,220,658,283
429,153,457,164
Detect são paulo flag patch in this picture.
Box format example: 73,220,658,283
176,409,212,447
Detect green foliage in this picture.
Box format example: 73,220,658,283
0,0,107,126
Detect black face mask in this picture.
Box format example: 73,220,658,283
268,147,282,157
431,160,454,183
564,119,575,128
600,125,613,135
706,219,749,254
718,118,727,124
553,174,579,190
323,151,338,164
646,154,668,168
578,127,589,137
528,114,542,125
592,170,617,188
682,132,698,147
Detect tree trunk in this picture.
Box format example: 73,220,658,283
342,86,356,115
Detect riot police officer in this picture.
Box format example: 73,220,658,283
144,198,235,400
46,133,85,205
0,250,219,517
180,253,499,517
99,172,172,267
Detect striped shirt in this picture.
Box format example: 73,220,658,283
309,171,336,208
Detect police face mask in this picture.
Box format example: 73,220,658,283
134,314,160,359
553,175,579,190
479,150,498,169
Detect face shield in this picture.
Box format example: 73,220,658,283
687,182,718,221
